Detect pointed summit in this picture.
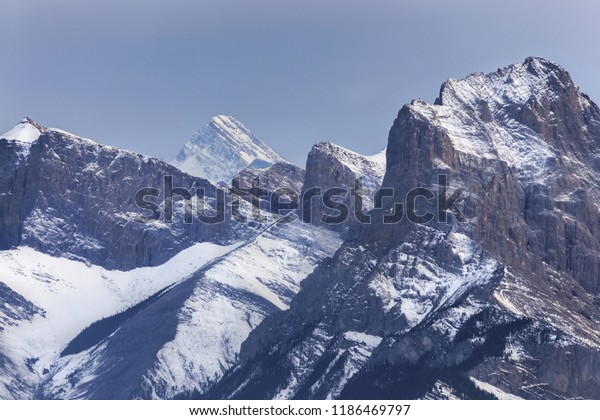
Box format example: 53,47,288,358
435,56,577,109
172,115,285,183
1,117,46,143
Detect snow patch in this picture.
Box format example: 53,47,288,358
470,377,523,400
1,119,42,143
343,331,382,347
0,242,237,378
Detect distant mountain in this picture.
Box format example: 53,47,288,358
172,115,285,183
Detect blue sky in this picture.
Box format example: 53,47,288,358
1,0,598,165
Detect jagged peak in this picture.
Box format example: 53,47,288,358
20,116,47,132
178,114,283,162
522,56,567,77
390,57,600,187
209,114,244,128
311,141,385,162
311,141,360,156
172,115,285,183
207,115,253,138
1,116,46,143
435,56,576,108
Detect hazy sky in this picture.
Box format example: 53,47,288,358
1,0,599,165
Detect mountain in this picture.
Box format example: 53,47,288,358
203,57,600,400
0,118,349,399
37,220,341,399
3,57,600,401
0,119,243,397
0,120,234,270
229,143,386,228
172,115,285,183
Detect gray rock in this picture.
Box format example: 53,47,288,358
0,128,248,270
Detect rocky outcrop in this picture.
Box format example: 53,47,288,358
232,162,306,213
0,141,30,250
301,142,386,233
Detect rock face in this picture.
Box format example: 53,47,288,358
3,57,600,401
301,142,386,233
204,58,600,400
0,125,239,270
172,115,285,183
232,162,306,213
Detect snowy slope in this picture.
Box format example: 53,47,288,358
38,220,341,399
172,115,285,183
0,242,237,399
143,221,341,398
208,227,503,400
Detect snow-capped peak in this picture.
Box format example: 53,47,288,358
405,57,592,183
172,115,285,183
310,141,386,181
435,56,575,110
0,117,46,143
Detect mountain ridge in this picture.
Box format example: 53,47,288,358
2,57,600,400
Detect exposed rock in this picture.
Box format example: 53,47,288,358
301,142,386,233
232,162,305,213
0,126,248,270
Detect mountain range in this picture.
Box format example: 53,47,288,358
1,57,599,400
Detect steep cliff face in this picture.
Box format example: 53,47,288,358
385,56,600,294
0,142,29,250
0,124,246,270
301,142,386,233
204,58,600,400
